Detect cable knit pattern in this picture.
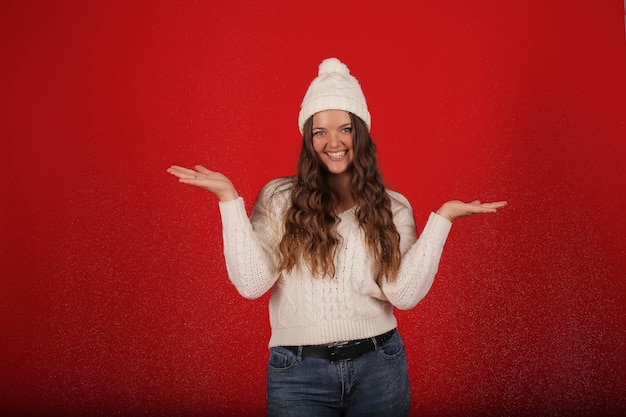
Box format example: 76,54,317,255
219,178,452,347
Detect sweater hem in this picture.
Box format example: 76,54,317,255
268,315,398,348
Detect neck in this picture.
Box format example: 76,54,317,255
327,172,355,214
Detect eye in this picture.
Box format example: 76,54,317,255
342,126,353,134
312,130,325,136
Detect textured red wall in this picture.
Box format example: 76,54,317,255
1,1,625,416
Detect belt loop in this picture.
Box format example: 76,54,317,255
297,346,303,361
371,335,379,350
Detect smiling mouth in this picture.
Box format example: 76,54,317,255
326,151,347,159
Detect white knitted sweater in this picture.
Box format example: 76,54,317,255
219,178,452,347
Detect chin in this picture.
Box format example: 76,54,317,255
325,164,352,175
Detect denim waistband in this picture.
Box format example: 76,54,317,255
282,328,396,362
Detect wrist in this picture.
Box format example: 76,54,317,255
218,189,239,202
219,191,239,203
436,205,453,222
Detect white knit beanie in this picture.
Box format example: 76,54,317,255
298,57,371,134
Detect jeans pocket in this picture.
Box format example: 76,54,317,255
268,347,298,373
377,332,405,361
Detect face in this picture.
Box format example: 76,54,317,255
311,110,354,176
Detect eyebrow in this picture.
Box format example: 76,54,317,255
312,122,352,130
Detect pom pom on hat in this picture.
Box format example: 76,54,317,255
318,57,350,75
298,58,371,134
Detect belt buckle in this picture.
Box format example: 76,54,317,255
328,340,359,362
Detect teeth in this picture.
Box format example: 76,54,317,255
327,151,346,158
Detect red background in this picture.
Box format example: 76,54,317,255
1,1,625,416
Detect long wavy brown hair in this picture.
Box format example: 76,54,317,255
276,112,402,283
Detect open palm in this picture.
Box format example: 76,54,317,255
167,165,238,202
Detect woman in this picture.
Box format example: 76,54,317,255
167,57,506,416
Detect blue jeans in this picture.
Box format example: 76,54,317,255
266,329,410,417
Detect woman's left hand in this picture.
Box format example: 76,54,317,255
436,200,507,222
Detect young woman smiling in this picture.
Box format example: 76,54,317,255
167,57,506,416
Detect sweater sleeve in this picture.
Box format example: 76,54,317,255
380,194,452,310
218,180,286,299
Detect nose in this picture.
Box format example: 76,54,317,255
328,132,341,148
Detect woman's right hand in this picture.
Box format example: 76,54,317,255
167,165,239,202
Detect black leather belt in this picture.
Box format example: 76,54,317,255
283,329,396,362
